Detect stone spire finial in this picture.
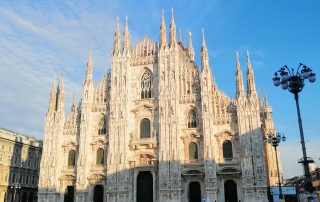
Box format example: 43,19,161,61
236,51,245,98
246,49,257,97
123,15,131,52
160,9,167,48
113,17,121,55
57,73,64,111
85,48,93,84
201,28,209,70
264,89,269,108
188,31,194,61
71,91,76,112
48,76,57,112
169,8,177,46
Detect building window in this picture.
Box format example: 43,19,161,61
140,118,151,138
0,154,2,161
98,118,107,135
12,174,16,183
187,110,197,128
1,145,4,149
68,150,76,166
223,140,233,159
189,142,198,160
96,148,104,165
141,70,152,99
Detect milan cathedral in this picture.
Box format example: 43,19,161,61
38,9,281,202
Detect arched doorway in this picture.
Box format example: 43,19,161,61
64,186,74,202
137,171,153,202
224,180,238,202
93,185,104,202
21,192,27,202
188,181,201,202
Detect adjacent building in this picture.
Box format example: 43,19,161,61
38,10,282,202
0,128,42,202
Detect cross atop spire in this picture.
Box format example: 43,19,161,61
169,8,177,46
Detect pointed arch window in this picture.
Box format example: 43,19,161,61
140,118,151,138
223,140,233,159
141,70,152,99
189,142,198,160
98,117,107,135
188,110,197,128
96,148,104,165
68,150,76,166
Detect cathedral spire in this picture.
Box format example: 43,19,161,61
160,9,167,48
169,8,177,47
57,73,64,111
236,51,245,98
246,49,257,97
85,49,93,85
188,31,194,61
48,76,57,112
264,90,270,108
123,15,131,53
113,17,121,56
201,29,209,70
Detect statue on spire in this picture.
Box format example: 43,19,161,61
48,76,57,112
85,49,93,85
113,17,121,55
201,29,209,70
236,51,245,98
160,9,167,48
188,31,194,61
246,49,257,97
123,16,131,53
57,73,64,112
169,8,176,47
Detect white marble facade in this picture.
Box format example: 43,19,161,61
38,9,281,202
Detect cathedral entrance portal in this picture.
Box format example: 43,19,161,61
224,180,237,202
137,171,153,202
64,186,74,202
188,181,201,202
93,185,104,202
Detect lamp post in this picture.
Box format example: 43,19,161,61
10,183,21,201
272,63,316,194
265,132,286,199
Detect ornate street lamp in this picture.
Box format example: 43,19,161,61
272,63,316,194
265,132,286,199
10,183,21,201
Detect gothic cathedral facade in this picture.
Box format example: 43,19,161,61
38,10,281,202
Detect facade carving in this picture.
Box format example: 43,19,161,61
38,9,281,202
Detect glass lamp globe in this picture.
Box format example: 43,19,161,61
309,73,316,83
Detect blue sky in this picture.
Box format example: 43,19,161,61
0,0,319,178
